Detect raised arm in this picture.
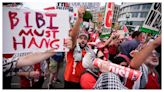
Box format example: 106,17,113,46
130,35,161,69
69,6,85,48
101,33,120,48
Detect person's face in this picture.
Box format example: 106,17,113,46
78,35,88,48
144,50,159,67
137,33,144,42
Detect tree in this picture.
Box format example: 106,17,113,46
83,11,93,22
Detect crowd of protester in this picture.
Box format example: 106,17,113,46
3,6,161,89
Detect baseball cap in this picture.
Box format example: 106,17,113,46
78,28,89,39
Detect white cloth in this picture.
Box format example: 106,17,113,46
132,64,148,89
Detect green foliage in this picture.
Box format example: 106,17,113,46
83,11,93,22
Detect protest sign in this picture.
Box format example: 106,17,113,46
100,2,113,39
93,58,142,81
140,3,161,35
104,2,113,29
3,7,70,54
99,27,111,39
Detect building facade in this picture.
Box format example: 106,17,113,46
91,3,120,24
69,2,100,10
118,3,152,29
112,4,120,24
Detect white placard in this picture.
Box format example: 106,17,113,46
3,7,70,54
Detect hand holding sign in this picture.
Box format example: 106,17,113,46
3,7,70,53
63,37,73,49
93,58,142,81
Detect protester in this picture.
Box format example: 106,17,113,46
119,31,144,59
3,38,72,89
47,52,65,88
125,35,161,89
100,32,121,61
80,52,101,89
17,70,40,88
144,50,160,89
3,2,161,90
19,62,46,89
64,6,95,89
89,35,161,89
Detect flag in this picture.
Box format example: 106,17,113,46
123,25,129,33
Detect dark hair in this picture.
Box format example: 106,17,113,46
131,31,142,38
113,56,126,65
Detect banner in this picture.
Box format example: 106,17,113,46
93,58,142,81
140,3,161,35
3,7,70,54
100,2,113,39
104,2,113,29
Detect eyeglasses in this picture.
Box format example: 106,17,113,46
151,52,160,57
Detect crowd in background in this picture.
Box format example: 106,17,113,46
3,5,161,89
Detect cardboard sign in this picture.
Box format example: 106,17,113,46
141,3,161,35
93,58,142,81
104,2,113,29
100,2,113,39
99,27,111,39
3,7,70,54
56,2,73,12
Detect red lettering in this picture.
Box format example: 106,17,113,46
13,36,25,50
45,13,58,29
108,3,112,8
36,12,45,28
45,30,51,37
115,67,120,74
9,11,19,30
19,29,34,36
105,10,112,28
28,37,59,49
33,29,44,36
19,29,44,37
51,29,59,38
28,37,40,48
50,39,59,49
24,12,32,28
119,69,125,77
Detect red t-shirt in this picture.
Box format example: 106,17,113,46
80,72,97,89
64,49,86,83
89,33,99,42
145,71,160,89
20,76,30,88
108,45,117,55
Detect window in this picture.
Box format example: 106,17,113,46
132,12,138,18
140,12,148,18
132,21,143,25
131,5,140,10
142,4,152,10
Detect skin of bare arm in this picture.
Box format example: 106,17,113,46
69,6,85,48
16,49,56,68
130,35,161,69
